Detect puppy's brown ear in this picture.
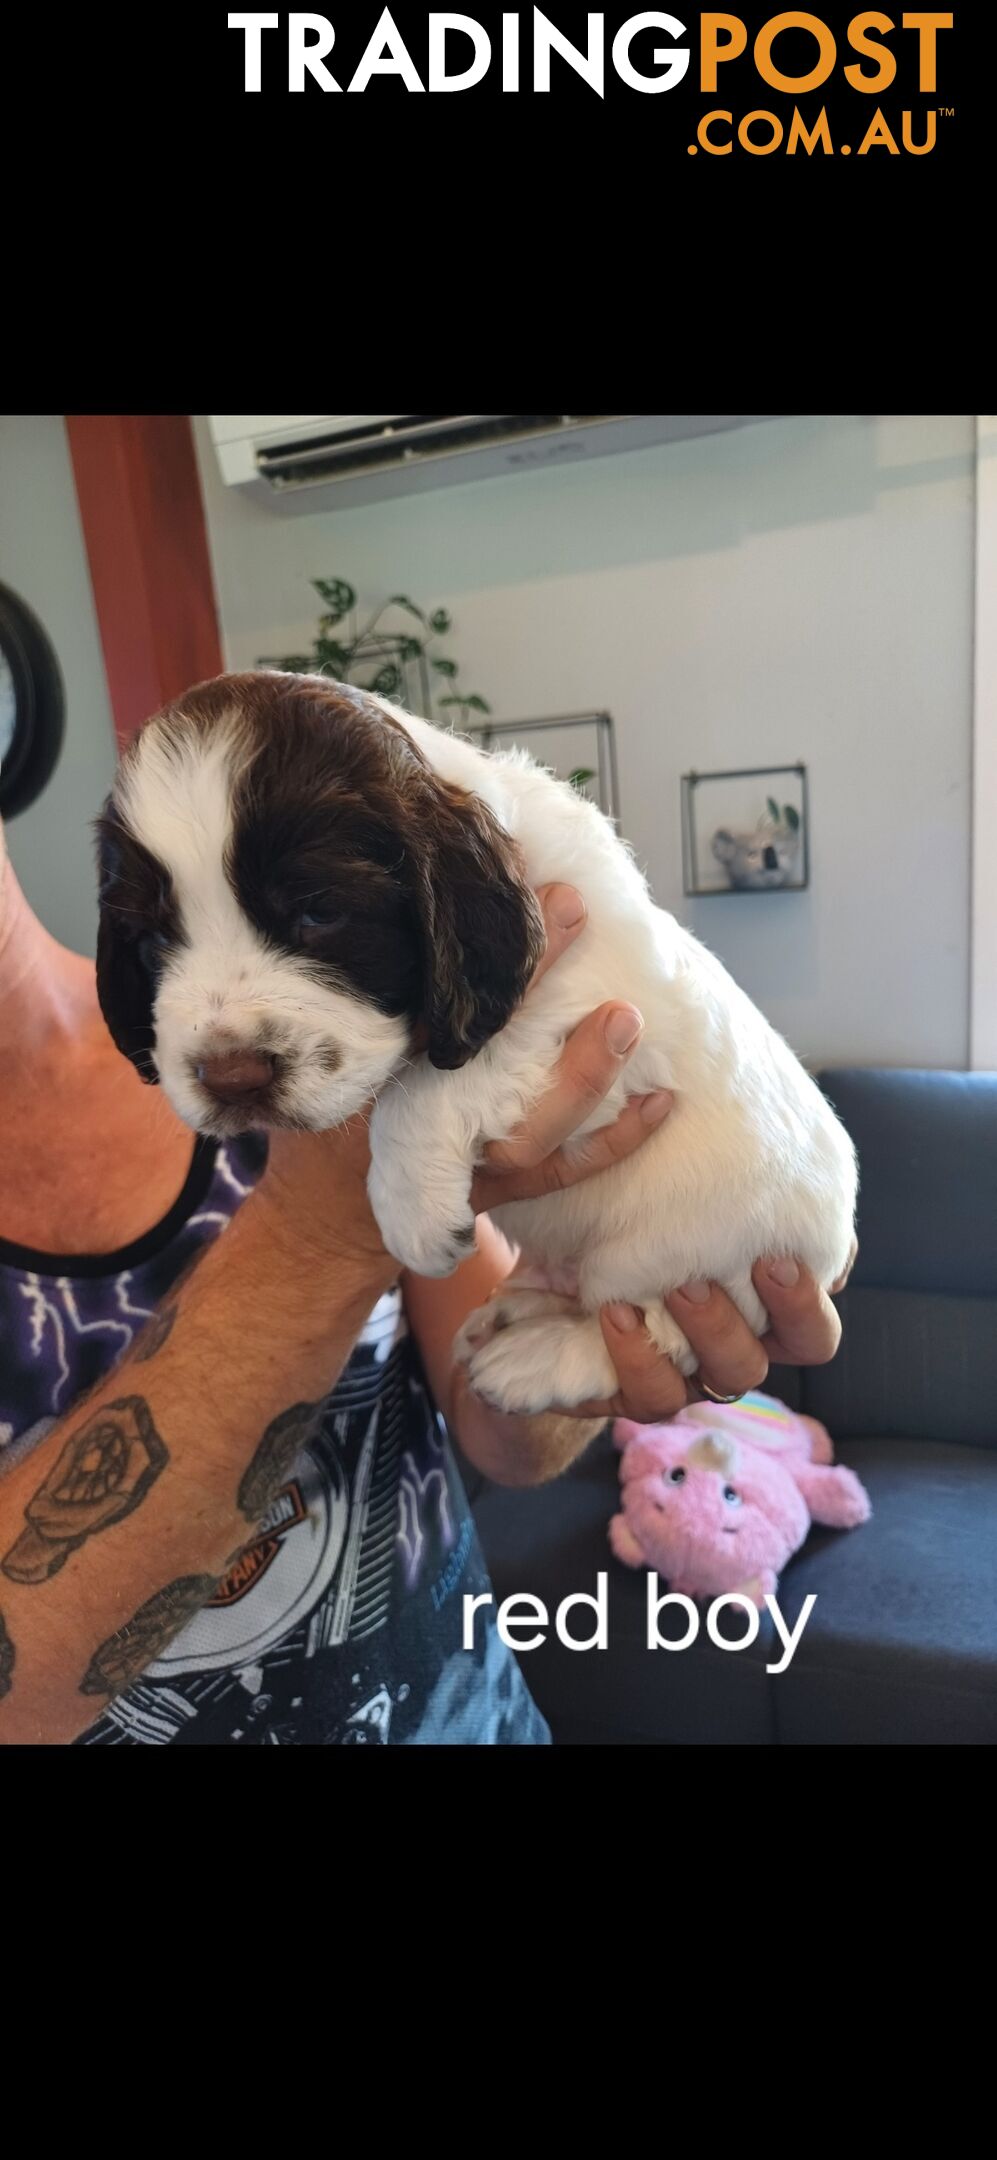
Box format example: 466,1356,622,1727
94,801,160,1084
410,779,546,1069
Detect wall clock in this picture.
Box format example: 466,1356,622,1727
0,582,66,819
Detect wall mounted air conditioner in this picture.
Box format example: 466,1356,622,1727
207,414,777,514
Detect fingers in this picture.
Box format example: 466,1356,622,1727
471,887,672,1212
750,1258,842,1366
475,1084,673,1211
593,1304,694,1422
527,885,588,989
576,1260,842,1424
477,1002,650,1181
548,1087,675,1183
662,1283,771,1399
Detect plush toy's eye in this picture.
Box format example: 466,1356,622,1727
723,1485,742,1507
137,931,170,977
668,1467,686,1485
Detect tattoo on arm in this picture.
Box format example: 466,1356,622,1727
79,1574,218,1700
0,1609,14,1700
238,1402,323,1522
1,1397,168,1585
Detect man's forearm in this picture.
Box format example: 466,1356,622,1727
0,1182,396,1744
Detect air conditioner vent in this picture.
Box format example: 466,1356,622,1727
208,414,780,512
255,414,613,490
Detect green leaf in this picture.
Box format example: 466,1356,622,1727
312,577,355,621
429,608,452,633
568,767,596,788
370,663,402,696
766,796,780,823
463,694,491,714
260,654,314,674
432,657,458,678
398,635,423,661
437,695,465,709
315,638,350,672
784,803,801,831
389,595,428,624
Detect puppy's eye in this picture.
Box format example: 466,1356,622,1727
668,1467,686,1485
298,910,348,938
137,931,170,976
723,1485,742,1507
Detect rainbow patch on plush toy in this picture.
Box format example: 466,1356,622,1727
610,1391,871,1609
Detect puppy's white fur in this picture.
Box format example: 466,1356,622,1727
366,704,857,1410
120,684,857,1416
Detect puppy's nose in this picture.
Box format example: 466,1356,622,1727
196,1050,276,1102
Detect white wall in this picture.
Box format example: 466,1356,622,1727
195,413,975,1069
0,416,117,956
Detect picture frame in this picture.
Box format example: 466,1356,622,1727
458,709,620,820
681,763,810,896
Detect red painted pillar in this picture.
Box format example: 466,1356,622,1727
66,415,224,750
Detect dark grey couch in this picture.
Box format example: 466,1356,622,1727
461,1070,997,1744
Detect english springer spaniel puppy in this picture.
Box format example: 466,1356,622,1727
95,671,857,1416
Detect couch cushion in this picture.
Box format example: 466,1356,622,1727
770,1437,997,1743
816,1069,997,1297
797,1287,997,1450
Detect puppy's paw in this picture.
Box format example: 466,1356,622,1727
368,1169,475,1278
465,1315,619,1416
453,1288,580,1366
397,1218,478,1279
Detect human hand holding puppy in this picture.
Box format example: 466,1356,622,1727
453,883,849,1426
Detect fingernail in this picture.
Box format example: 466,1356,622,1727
679,1281,711,1304
638,1088,673,1125
547,885,586,930
604,1302,641,1333
605,1007,644,1055
765,1258,800,1287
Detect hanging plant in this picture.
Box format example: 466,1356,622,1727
259,577,491,729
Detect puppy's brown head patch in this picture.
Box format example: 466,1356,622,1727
100,671,545,1073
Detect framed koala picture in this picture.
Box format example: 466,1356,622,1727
681,764,809,896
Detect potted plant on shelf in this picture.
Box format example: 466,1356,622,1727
258,577,492,730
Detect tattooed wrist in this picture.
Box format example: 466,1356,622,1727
1,1397,168,1585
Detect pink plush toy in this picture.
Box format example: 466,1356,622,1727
610,1391,871,1607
